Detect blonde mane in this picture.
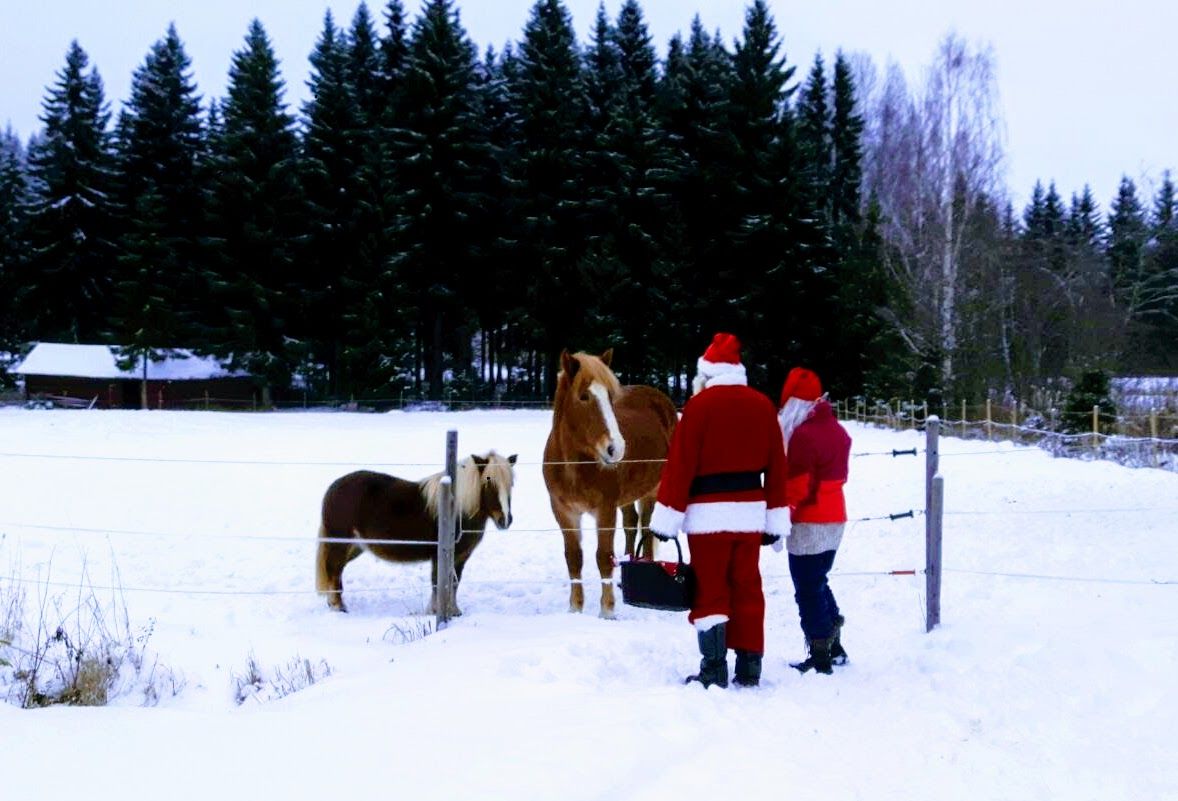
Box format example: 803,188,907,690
420,451,514,520
566,352,622,397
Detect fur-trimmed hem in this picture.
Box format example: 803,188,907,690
650,502,685,538
693,614,729,632
684,500,768,534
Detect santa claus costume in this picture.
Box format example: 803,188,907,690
649,333,790,688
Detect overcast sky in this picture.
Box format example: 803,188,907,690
2,0,1175,212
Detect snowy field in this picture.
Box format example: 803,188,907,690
0,407,1175,801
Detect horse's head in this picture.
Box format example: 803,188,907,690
470,451,517,530
556,349,626,467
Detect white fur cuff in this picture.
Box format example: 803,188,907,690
694,614,729,632
649,502,685,538
766,506,792,537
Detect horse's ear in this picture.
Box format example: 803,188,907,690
471,454,488,471
507,454,517,465
600,348,613,367
560,349,578,379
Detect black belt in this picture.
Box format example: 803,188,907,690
689,470,764,497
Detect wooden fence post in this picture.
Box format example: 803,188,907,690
961,399,967,436
436,430,458,630
1151,408,1160,467
925,416,942,632
986,399,992,441
1092,405,1100,451
922,401,929,427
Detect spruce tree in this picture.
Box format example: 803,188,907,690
796,54,831,216
207,19,303,402
24,41,119,343
111,25,206,388
583,0,671,383
509,0,586,396
0,128,29,351
656,18,738,383
1139,172,1178,369
390,0,491,398
727,0,827,390
301,11,366,396
1106,176,1148,310
830,53,863,233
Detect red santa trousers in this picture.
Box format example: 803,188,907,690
687,532,765,654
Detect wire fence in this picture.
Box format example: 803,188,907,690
3,412,1177,602
839,398,1178,473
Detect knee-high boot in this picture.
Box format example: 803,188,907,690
685,622,729,688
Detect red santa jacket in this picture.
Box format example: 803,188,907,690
650,383,790,537
785,400,851,523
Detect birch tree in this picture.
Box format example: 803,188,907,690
862,34,1005,394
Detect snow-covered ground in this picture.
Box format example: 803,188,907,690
0,408,1175,801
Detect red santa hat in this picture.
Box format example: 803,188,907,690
693,332,747,393
779,366,823,406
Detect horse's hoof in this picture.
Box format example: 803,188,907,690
568,605,583,614
599,608,616,620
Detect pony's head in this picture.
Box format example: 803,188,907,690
556,349,626,467
462,451,517,529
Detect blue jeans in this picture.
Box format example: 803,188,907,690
788,550,840,639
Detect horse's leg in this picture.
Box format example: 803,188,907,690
621,503,639,557
448,553,469,618
428,556,439,615
554,504,585,613
316,524,352,612
638,496,656,562
595,505,619,619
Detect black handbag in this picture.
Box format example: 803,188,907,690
619,536,696,611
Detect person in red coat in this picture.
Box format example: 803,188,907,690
778,367,852,675
650,333,790,688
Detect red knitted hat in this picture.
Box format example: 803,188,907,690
700,332,742,367
780,367,822,405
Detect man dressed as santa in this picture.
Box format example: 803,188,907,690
650,333,790,688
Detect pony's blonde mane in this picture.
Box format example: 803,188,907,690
420,451,514,520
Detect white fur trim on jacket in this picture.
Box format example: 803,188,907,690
684,500,767,534
766,506,792,538
650,502,685,538
694,614,729,632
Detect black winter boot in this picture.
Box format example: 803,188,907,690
733,650,762,687
790,637,834,675
685,623,729,688
830,615,848,666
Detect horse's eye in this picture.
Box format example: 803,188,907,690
579,393,589,402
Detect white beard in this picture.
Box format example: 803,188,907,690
691,373,708,396
779,398,817,446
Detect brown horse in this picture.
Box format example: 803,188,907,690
316,451,517,614
543,350,677,618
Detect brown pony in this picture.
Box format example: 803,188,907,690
315,451,517,614
543,350,677,618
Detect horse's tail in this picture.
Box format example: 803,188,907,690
315,523,333,597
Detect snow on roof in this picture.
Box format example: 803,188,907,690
13,343,248,380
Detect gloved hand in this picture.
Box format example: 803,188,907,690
762,533,784,553
652,529,675,542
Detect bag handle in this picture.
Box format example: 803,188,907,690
635,535,685,565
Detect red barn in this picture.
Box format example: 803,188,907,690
13,343,257,410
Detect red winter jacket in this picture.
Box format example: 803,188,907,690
785,400,851,523
650,383,790,537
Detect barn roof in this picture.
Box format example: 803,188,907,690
13,343,248,380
